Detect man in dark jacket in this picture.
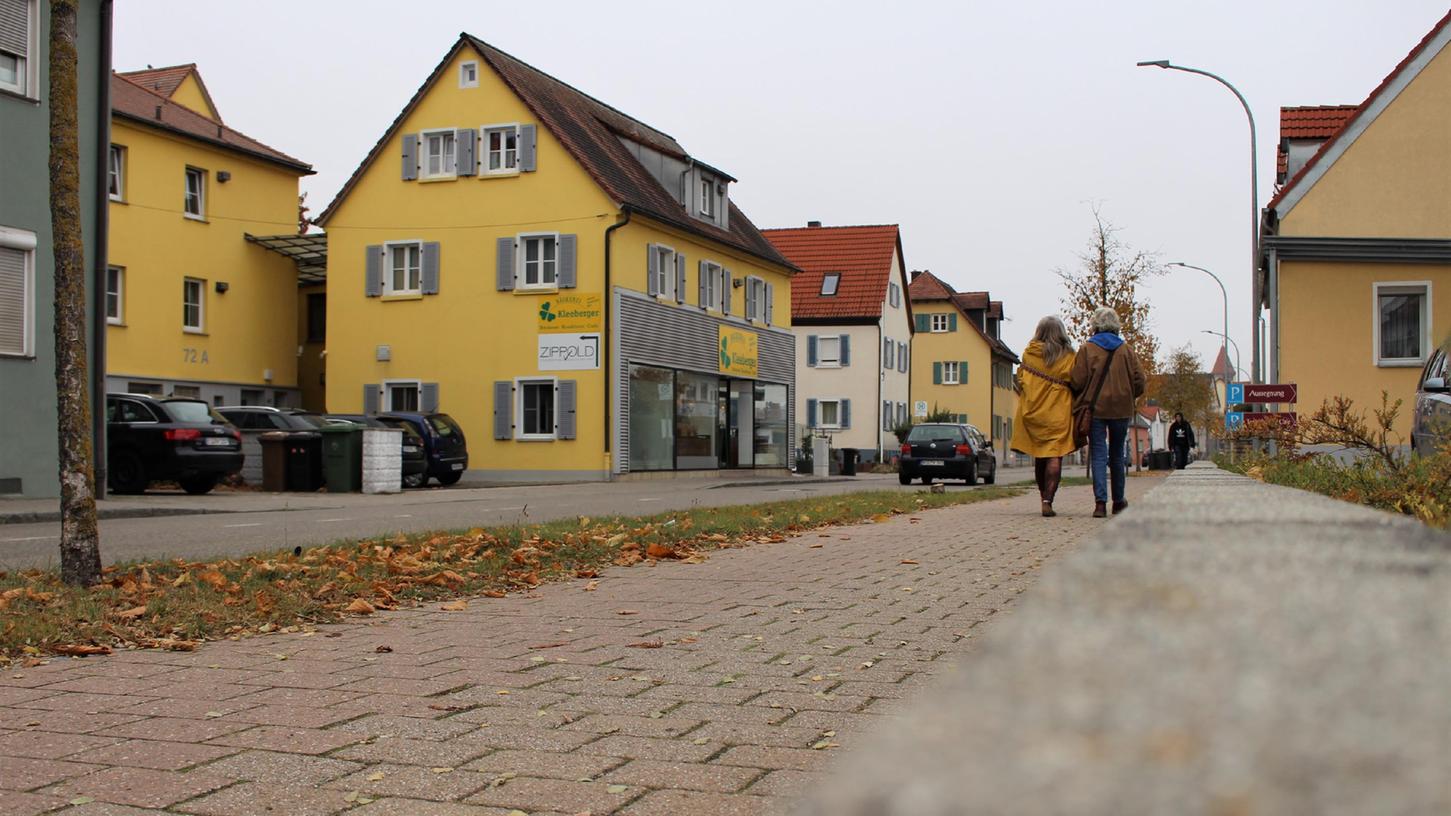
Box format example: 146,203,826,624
1168,412,1196,469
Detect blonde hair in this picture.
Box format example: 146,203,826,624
1033,315,1073,366
1090,306,1122,334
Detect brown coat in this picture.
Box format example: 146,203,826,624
1070,339,1146,419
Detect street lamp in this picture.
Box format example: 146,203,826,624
1168,262,1230,412
1137,59,1260,382
1201,329,1241,379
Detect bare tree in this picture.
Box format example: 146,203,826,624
1057,206,1164,374
49,0,102,586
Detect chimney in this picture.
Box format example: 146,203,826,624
807,220,822,228
910,270,922,281
154,105,162,120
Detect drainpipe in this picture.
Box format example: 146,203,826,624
602,206,632,467
876,323,883,462
91,0,113,497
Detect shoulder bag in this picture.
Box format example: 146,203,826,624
1072,345,1118,450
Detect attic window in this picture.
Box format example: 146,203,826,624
699,178,714,218
820,273,841,296
459,61,479,88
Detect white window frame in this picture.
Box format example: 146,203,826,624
420,128,457,179
515,376,558,441
108,144,125,202
653,244,677,300
0,0,35,97
942,360,960,385
699,177,715,218
383,240,423,295
930,313,949,333
106,265,124,325
384,379,422,412
883,337,894,369
459,60,479,88
183,167,206,219
701,260,722,311
821,273,840,296
481,123,519,175
818,398,843,429
1373,281,1432,367
182,277,205,333
817,335,841,367
747,276,767,322
518,232,559,290
0,226,36,358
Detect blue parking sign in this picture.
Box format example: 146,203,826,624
1225,412,1244,430
1227,382,1245,404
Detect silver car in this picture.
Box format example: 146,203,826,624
1411,346,1451,455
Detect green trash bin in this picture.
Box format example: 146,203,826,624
319,425,363,492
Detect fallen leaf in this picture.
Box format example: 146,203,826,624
808,543,824,549
645,542,676,559
344,598,376,615
431,767,453,774
375,645,393,653
607,784,629,794
483,589,507,599
115,605,148,620
626,640,664,649
50,643,111,657
900,559,919,565
584,580,599,591
69,797,95,806
812,739,840,750
616,609,639,616
365,772,385,781
439,600,468,611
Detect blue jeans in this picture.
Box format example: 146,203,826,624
1089,417,1130,504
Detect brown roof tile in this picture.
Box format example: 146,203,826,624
908,273,1016,362
761,224,901,321
907,270,956,301
117,63,222,122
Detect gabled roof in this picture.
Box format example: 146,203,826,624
987,301,1003,320
907,270,956,301
761,224,902,321
111,73,311,174
1269,9,1451,214
953,291,988,311
317,35,794,272
117,63,222,122
1210,345,1235,380
907,272,1017,362
1276,105,1356,178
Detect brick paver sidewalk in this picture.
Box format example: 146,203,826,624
0,480,1148,816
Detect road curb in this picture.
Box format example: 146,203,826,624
0,506,237,525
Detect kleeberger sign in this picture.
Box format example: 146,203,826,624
537,293,603,333
718,326,759,378
538,334,600,371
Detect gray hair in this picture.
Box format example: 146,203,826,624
1090,306,1122,334
1032,315,1073,366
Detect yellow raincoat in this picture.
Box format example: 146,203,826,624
1010,340,1077,458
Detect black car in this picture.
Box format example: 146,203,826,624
325,414,429,487
376,412,469,485
106,394,243,495
216,406,330,431
898,422,997,485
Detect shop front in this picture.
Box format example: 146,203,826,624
614,290,794,474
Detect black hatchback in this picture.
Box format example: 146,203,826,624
898,423,997,485
106,394,243,494
376,412,469,485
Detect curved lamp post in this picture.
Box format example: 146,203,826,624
1168,261,1230,412
1201,329,1241,379
1137,59,1260,382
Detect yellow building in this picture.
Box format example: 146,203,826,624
317,35,797,482
105,66,313,406
907,271,1019,458
1263,11,1451,440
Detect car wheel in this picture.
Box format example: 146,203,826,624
435,471,463,486
109,451,148,495
920,476,933,485
898,472,911,485
965,462,977,485
402,471,426,488
179,475,217,495
983,464,996,485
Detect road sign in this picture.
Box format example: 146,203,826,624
1243,383,1297,404
1226,411,1296,430
1225,411,1243,430
1227,383,1245,405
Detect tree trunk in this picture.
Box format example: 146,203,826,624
49,0,102,586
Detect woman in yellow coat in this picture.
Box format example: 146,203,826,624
1010,316,1076,517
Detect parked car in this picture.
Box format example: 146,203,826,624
106,394,243,495
325,414,429,487
216,406,329,431
1412,345,1451,455
376,412,469,486
897,423,997,485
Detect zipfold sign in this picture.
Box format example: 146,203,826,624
538,334,600,371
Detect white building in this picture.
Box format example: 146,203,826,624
762,223,913,463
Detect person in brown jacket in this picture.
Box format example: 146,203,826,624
1070,307,1147,518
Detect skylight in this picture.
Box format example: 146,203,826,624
821,273,841,296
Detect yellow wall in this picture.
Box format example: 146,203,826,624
297,283,326,411
909,303,993,426
107,118,305,394
170,73,220,121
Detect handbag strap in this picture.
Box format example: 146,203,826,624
1020,362,1069,388
1085,345,1119,414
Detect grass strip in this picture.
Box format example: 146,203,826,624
0,484,1028,663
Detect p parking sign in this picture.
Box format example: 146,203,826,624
1227,382,1245,405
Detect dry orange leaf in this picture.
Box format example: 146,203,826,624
616,609,640,616
900,559,919,565
626,640,664,649
482,589,507,598
344,598,376,615
439,600,468,612
50,643,111,657
114,605,148,621
645,542,677,559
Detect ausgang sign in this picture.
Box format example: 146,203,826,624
537,293,603,334
538,334,600,371
718,326,759,378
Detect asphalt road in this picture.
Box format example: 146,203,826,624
0,468,1034,569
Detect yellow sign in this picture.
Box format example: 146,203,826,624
718,326,759,378
537,293,603,333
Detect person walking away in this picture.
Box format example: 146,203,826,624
1070,307,1147,518
1011,316,1077,517
1169,412,1196,469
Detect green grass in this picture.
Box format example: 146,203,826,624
1218,451,1451,529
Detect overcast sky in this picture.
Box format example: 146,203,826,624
115,1,1449,376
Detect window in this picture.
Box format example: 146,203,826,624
747,276,769,322
108,145,125,201
421,129,456,178
183,167,206,218
520,234,558,289
172,385,201,400
819,399,842,428
889,282,901,308
930,313,950,332
386,381,420,412
1375,282,1431,366
518,379,556,439
883,337,894,370
651,245,676,299
701,261,723,310
942,361,960,385
821,273,840,296
818,335,841,366
182,278,204,332
459,61,479,88
306,293,326,342
0,0,32,96
483,124,519,173
0,228,35,357
240,388,264,406
126,382,163,397
386,241,422,295
699,178,715,218
110,398,158,423
106,265,123,324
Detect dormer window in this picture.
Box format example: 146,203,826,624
820,273,841,296
699,178,714,218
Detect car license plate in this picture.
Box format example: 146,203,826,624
451,463,464,471
922,459,945,466
204,437,232,447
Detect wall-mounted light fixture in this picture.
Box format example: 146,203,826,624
215,281,229,294
216,170,231,183
731,277,742,289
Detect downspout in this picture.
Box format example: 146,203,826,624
1268,249,1280,384
91,0,113,497
602,206,632,469
876,322,883,462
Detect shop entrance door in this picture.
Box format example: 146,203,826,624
719,379,755,469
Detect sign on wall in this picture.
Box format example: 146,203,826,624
913,400,928,419
538,334,600,371
537,293,603,333
718,326,759,378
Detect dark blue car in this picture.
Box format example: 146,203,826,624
376,412,469,486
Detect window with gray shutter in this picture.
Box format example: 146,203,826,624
364,245,384,297
421,242,440,294
839,334,850,367
899,341,908,373
883,401,891,431
674,253,686,304
519,124,537,171
493,381,513,439
697,260,708,308
883,338,892,369
420,383,439,413
455,128,476,176
401,134,419,181
363,384,380,415
557,234,577,288
496,237,515,291
0,0,27,95
806,398,817,428
721,267,731,314
806,335,817,367
0,246,27,355
745,277,757,320
841,399,851,429
764,282,773,326
557,380,577,439
646,244,660,297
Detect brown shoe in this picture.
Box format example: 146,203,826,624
1092,502,1107,518
1112,500,1128,515
1041,500,1056,518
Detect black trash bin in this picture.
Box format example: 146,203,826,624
1150,449,1173,470
285,432,324,491
258,432,290,492
841,448,859,476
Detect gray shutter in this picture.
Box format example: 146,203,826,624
899,342,908,373
456,128,476,176
646,245,659,296
721,268,731,314
806,398,818,428
840,334,850,367
557,380,577,439
558,234,577,288
364,245,384,297
698,260,708,308
363,384,380,415
764,282,774,326
401,134,418,181
807,335,818,367
745,277,757,320
421,382,439,413
519,124,537,171
884,338,892,369
841,399,851,429
675,253,686,304
421,242,440,294
0,2,26,57
883,401,891,431
493,381,513,439
948,312,958,331
496,237,515,291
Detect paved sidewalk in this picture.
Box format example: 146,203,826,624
0,479,1144,816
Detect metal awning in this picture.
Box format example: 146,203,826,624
245,232,327,285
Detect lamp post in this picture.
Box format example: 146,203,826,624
1201,329,1241,378
1168,261,1230,412
1137,59,1260,382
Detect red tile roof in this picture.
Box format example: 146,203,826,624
111,73,311,173
763,225,901,321
1276,105,1356,178
1269,9,1451,211
907,270,956,301
953,291,988,311
1210,345,1235,379
117,63,222,122
907,272,1018,362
